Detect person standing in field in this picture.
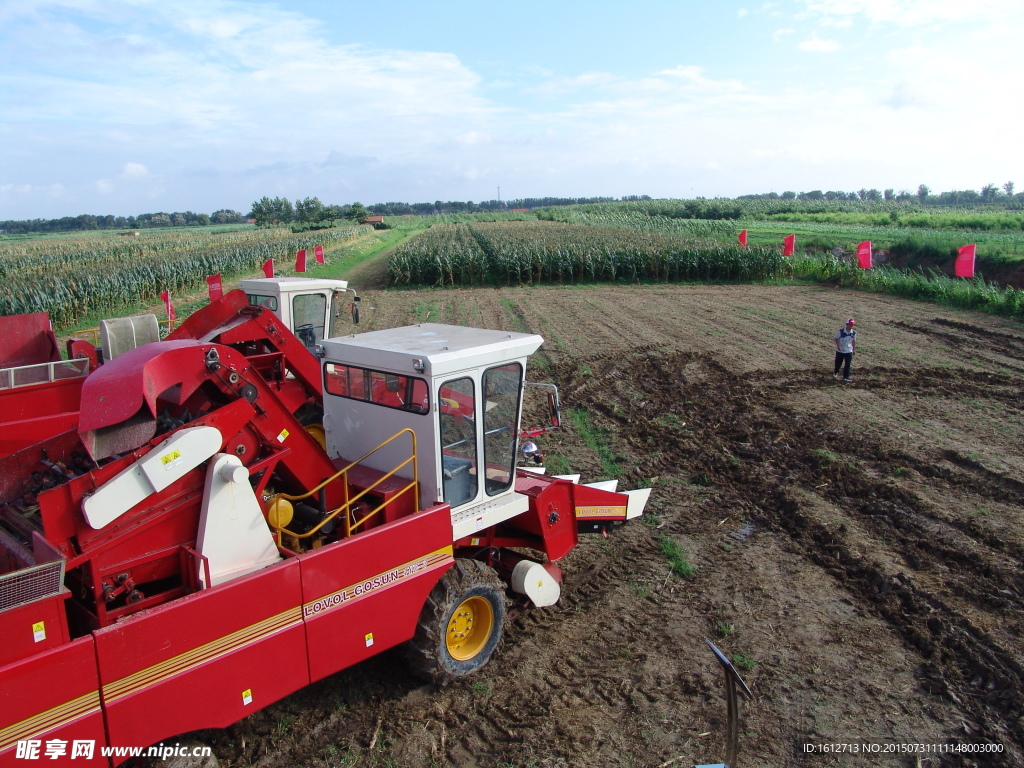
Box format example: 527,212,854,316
833,318,856,382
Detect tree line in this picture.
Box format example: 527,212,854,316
8,184,1020,236
0,209,246,235
740,182,1020,206
247,195,643,227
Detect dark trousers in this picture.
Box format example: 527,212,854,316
834,352,853,378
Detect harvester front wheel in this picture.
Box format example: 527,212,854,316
294,404,326,450
404,558,507,684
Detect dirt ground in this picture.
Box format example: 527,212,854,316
197,283,1024,768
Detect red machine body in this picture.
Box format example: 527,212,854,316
0,313,88,457
0,294,646,766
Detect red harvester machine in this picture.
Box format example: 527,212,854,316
0,290,649,765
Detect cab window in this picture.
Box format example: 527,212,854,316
483,363,522,495
246,294,278,311
438,377,477,508
293,293,327,348
324,364,429,414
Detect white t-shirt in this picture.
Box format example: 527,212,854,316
835,327,856,354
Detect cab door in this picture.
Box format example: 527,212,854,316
291,292,329,352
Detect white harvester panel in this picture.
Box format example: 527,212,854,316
82,426,222,529
196,454,282,587
320,323,544,531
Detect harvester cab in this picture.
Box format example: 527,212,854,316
320,323,546,539
239,277,360,353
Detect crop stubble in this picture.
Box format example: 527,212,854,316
204,284,1024,767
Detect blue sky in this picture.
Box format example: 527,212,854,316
1,0,1021,219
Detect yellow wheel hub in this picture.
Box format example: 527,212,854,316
304,423,326,450
445,596,494,661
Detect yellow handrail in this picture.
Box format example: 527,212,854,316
271,428,419,542
72,328,99,345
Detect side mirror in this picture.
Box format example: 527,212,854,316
547,390,561,428
352,295,361,325
521,382,561,438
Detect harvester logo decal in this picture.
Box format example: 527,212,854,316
302,547,453,619
575,505,627,519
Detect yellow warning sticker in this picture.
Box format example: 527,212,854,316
161,449,183,470
242,689,253,706
33,621,46,643
364,632,374,648
276,429,290,444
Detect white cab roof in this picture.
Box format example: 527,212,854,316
322,323,543,378
239,277,349,293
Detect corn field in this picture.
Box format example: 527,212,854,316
541,208,735,238
387,221,786,287
0,225,368,326
790,256,1024,319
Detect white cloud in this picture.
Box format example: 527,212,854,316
120,162,149,179
1,0,1021,218
798,0,1022,26
798,37,839,52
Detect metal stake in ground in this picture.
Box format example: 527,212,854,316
695,639,754,768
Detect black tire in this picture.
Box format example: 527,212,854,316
404,559,507,684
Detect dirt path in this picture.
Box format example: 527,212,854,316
201,284,1024,768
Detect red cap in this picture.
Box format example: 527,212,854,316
846,318,856,325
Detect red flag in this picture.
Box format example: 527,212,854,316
955,244,976,278
262,258,274,278
206,273,223,301
295,249,307,273
159,290,175,324
314,245,325,264
782,234,796,257
856,241,872,269
738,230,748,247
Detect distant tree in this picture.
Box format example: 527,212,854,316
1003,181,1015,196
346,202,370,221
917,184,930,201
980,183,999,201
196,213,211,226
248,197,292,227
295,197,325,224
883,188,894,201
781,191,796,199
212,209,244,224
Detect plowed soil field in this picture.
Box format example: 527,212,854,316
199,284,1024,768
